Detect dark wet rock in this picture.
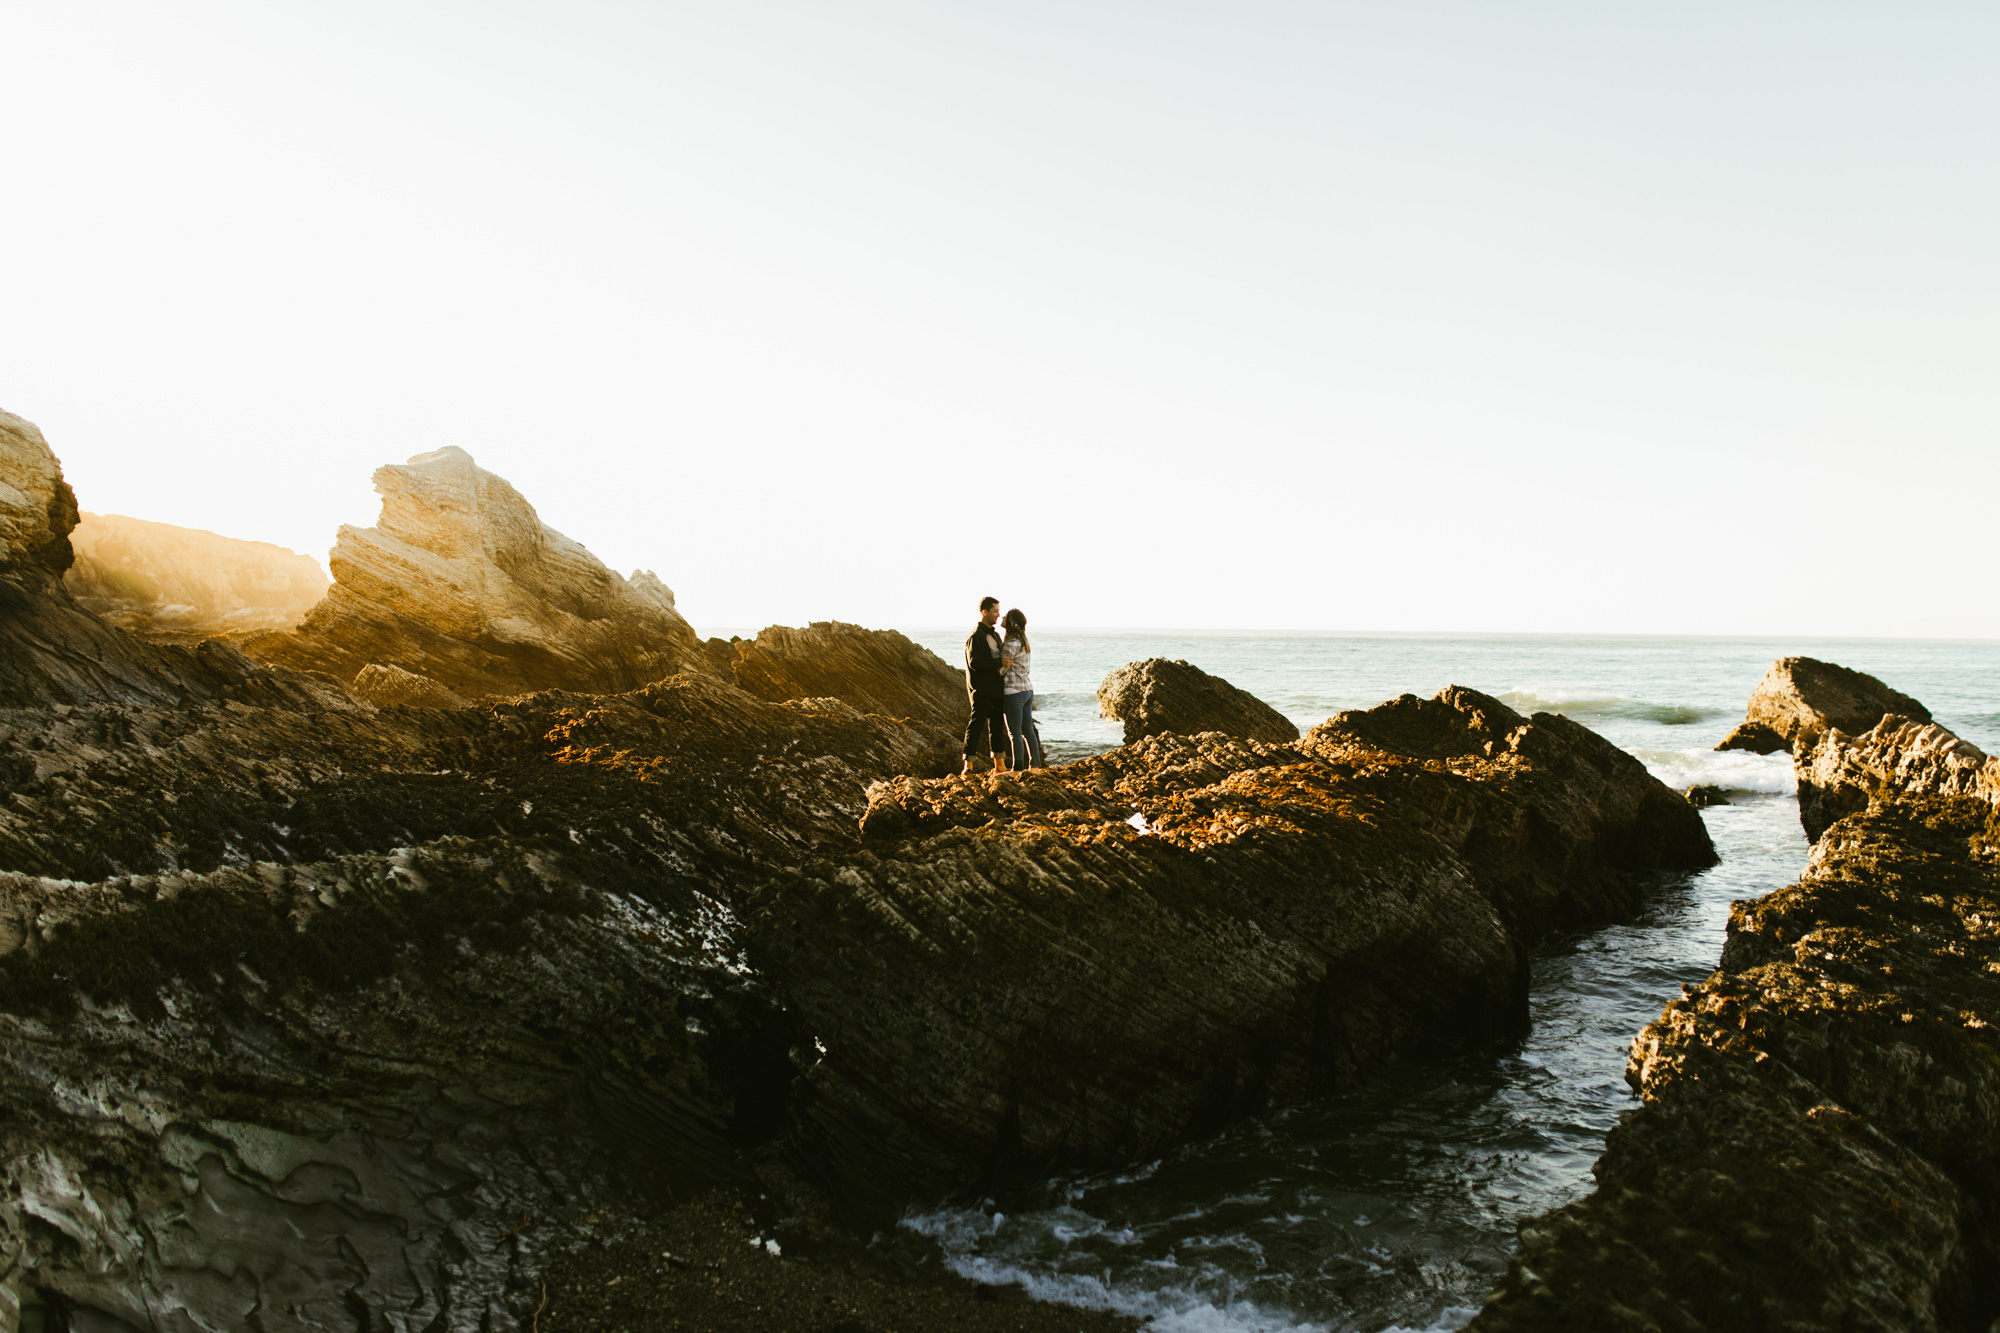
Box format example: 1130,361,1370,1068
1470,668,2000,1333
64,511,330,641
1096,657,1299,745
1715,656,1930,755
1468,795,2000,1333
243,446,708,700
1684,784,1729,807
756,686,1713,1216
0,672,959,1323
723,620,966,733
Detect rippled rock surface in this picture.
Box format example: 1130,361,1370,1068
1714,655,1931,756
1471,667,2000,1333
65,511,330,642
244,446,706,700
1096,656,1299,745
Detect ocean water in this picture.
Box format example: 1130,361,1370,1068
838,630,2000,1333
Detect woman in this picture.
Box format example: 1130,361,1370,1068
998,608,1044,771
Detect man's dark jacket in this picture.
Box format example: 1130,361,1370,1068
964,622,1004,700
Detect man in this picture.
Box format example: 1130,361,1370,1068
962,595,1010,774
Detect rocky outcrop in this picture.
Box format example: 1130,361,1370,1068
244,446,706,699
352,661,472,709
0,411,356,713
1096,657,1299,745
0,411,79,592
64,511,329,641
0,673,960,1325
0,672,1711,1325
755,686,1712,1214
1714,656,1930,755
1470,669,2000,1333
722,621,966,733
1795,715,2000,843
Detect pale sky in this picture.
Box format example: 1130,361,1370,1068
5,1,1996,636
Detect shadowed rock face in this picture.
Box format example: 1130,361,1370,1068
722,621,967,734
756,685,1713,1216
1715,655,1931,755
65,511,330,641
244,446,706,699
0,674,958,1325
0,674,1710,1325
1469,668,2000,1333
0,411,79,591
1097,657,1300,745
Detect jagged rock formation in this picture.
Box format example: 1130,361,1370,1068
1469,669,2000,1333
1795,715,2000,844
0,410,355,713
1714,655,1930,755
0,670,1710,1325
64,512,330,641
352,661,472,709
0,411,78,588
0,673,959,1325
720,621,966,733
244,446,706,699
1096,657,1299,745
761,686,1712,1213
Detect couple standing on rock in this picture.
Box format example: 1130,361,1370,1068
963,595,1044,774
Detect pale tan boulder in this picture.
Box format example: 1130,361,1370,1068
65,512,329,641
245,446,705,699
1714,656,1930,754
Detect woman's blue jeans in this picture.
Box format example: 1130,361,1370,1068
1002,691,1043,769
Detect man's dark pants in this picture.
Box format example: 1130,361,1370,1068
963,689,1006,758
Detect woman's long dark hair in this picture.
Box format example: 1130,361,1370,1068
1003,608,1029,654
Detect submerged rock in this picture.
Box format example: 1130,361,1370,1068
1714,656,1930,755
1471,667,2000,1333
244,446,707,699
64,511,330,641
1096,657,1299,745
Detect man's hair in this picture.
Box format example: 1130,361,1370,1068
979,595,1000,612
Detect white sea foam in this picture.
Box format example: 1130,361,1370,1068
1630,746,1795,795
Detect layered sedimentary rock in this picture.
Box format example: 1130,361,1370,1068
0,673,958,1325
0,411,355,712
1469,670,2000,1333
721,620,966,733
1097,656,1299,745
0,668,1710,1325
0,410,78,588
1714,655,1930,755
757,686,1712,1213
64,512,330,641
1795,715,2000,844
245,446,706,699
